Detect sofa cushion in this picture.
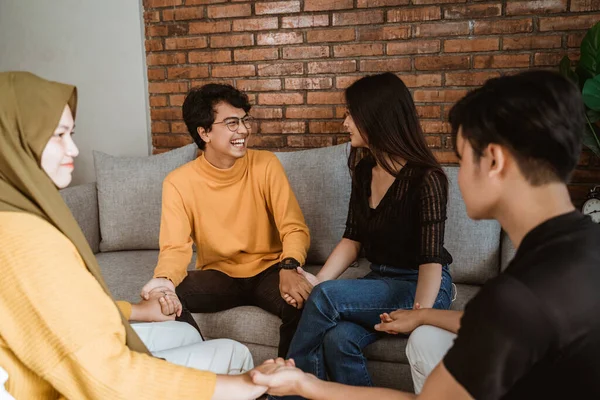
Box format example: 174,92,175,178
93,145,197,252
275,143,352,264
443,167,501,285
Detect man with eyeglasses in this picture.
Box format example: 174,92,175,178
140,84,312,358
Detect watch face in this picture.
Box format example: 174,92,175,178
582,198,600,223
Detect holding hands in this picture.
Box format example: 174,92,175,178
374,303,423,335
279,267,318,309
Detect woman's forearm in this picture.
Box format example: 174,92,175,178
316,238,361,282
301,373,416,400
414,263,443,309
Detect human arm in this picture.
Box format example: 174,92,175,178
376,308,463,335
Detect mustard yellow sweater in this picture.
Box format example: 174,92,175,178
154,150,310,286
0,211,216,399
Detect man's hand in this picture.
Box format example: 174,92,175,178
250,358,309,397
279,269,313,309
141,277,175,300
147,287,182,317
283,267,319,308
375,307,424,335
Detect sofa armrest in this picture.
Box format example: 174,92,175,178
60,182,101,254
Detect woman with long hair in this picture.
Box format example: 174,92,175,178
284,72,454,389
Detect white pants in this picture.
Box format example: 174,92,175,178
406,325,456,394
0,367,14,400
132,321,254,375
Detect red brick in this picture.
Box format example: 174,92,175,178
166,24,189,36
247,135,286,148
152,122,170,135
534,51,580,66
424,135,442,148
539,15,600,31
506,0,567,15
165,37,208,50
255,1,301,15
189,21,231,34
207,3,251,18
435,151,459,164
307,28,355,43
413,0,465,3
334,43,384,57
151,107,183,119
169,95,186,107
309,121,345,134
257,32,303,46
473,54,531,69
260,121,305,134
444,38,499,53
307,91,345,104
335,106,347,118
398,73,442,87
148,82,189,94
167,66,209,79
162,7,204,21
144,11,160,23
360,59,411,72
387,40,440,55
281,15,329,29
146,39,163,52
444,3,501,19
283,46,329,59
416,105,441,119
258,93,304,105
474,18,533,34
212,64,255,77
387,6,441,23
445,71,501,86
413,89,468,103
234,48,279,62
147,25,169,37
186,0,228,4
335,75,361,89
415,22,470,37
503,35,562,50
358,26,411,41
189,50,231,63
415,55,470,71
309,60,357,74
286,106,334,119
210,34,254,48
152,134,193,148
571,0,600,11
251,107,283,119
146,53,186,66
233,17,278,32
288,136,334,147
144,0,182,8
258,63,304,76
357,0,409,7
147,68,166,81
150,95,168,107
332,10,384,26
568,33,586,48
236,79,282,92
170,121,188,134
304,0,353,12
285,77,333,90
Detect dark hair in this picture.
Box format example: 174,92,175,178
450,70,584,185
182,83,252,149
345,72,446,181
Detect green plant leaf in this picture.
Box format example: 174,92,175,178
583,75,600,111
587,109,600,123
579,21,600,76
583,126,600,158
559,56,579,84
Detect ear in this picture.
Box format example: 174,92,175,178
197,127,210,143
486,143,507,179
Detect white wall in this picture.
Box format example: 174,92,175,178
0,0,151,184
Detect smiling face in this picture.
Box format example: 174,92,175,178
199,101,252,168
343,110,368,149
41,105,79,188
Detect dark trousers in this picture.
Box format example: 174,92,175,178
176,263,302,357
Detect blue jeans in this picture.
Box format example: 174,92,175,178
282,264,452,398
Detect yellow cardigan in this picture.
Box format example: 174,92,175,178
0,211,216,399
154,150,310,286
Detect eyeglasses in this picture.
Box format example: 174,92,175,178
213,115,254,132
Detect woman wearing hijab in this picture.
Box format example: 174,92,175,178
0,71,265,399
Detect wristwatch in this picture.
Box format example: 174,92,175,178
280,257,301,270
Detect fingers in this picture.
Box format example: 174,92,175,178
379,313,393,323
283,293,297,306
374,322,398,334
286,358,296,367
414,303,421,310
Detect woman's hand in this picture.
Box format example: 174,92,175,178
283,267,320,307
374,306,424,335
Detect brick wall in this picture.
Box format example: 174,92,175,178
143,0,600,206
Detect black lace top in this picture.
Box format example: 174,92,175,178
343,157,453,270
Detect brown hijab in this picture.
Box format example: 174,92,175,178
0,71,149,354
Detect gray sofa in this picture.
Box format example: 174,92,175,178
61,143,515,392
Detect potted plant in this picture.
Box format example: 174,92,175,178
560,21,600,159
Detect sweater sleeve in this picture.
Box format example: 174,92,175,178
264,155,310,265
115,301,132,320
0,215,216,400
154,179,194,287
